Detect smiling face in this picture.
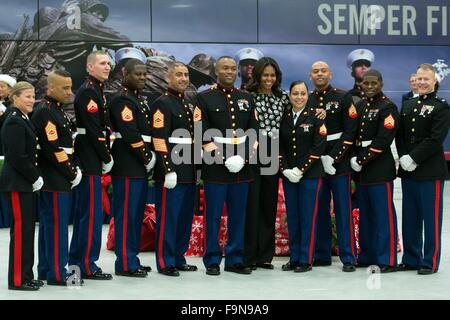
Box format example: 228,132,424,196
416,67,437,95
12,88,35,114
259,65,277,93
289,82,309,111
166,65,189,93
48,74,73,104
87,53,111,82
310,61,332,90
361,75,383,98
125,64,147,91
216,58,237,88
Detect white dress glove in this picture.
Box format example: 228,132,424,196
102,158,114,174
32,176,44,192
145,151,156,173
164,172,177,189
282,168,301,183
399,155,418,172
70,167,82,189
225,155,245,173
350,157,362,172
321,155,336,175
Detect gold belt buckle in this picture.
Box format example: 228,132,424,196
232,137,239,145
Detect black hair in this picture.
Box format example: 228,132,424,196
246,57,283,98
124,58,145,74
289,80,309,93
362,69,383,82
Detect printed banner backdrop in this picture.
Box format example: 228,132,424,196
1,0,449,149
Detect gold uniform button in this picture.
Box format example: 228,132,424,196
320,97,323,100
230,101,233,105
412,128,415,132
412,118,415,122
292,130,295,134
308,159,312,162
319,103,323,107
231,108,234,112
293,138,296,141
232,115,235,119
168,168,171,172
216,109,219,112
417,101,421,104
227,95,231,98
414,109,417,112
293,145,296,149
293,153,297,156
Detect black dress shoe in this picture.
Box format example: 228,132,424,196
313,260,332,267
282,261,299,271
31,279,45,287
48,277,85,286
116,269,148,278
206,264,220,276
224,263,252,275
139,265,152,272
256,262,274,270
176,264,198,272
9,281,40,291
294,264,312,273
159,266,180,277
342,263,356,272
379,265,397,273
84,269,113,280
397,263,419,271
418,267,438,275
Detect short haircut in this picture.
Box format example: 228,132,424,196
167,61,187,73
417,63,436,74
215,56,235,69
87,50,109,65
124,58,145,74
363,69,383,82
50,69,71,78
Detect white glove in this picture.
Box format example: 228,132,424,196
225,155,245,173
70,167,82,189
102,158,114,174
32,176,44,192
321,155,336,175
145,151,156,173
164,172,177,189
350,157,362,172
282,169,301,183
399,155,418,172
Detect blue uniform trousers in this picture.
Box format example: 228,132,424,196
37,191,71,282
357,181,398,266
155,182,196,271
315,174,356,264
203,182,249,268
112,177,148,272
401,179,444,271
69,175,103,275
283,178,322,265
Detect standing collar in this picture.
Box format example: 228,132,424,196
166,87,184,99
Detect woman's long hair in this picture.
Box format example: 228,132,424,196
246,57,283,98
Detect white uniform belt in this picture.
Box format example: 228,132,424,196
213,136,247,145
362,140,372,147
76,128,107,136
61,147,74,155
115,132,152,143
327,132,342,141
168,137,192,144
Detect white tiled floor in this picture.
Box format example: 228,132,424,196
0,179,448,300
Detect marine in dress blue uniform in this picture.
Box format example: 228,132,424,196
351,70,399,273
32,71,83,286
0,82,44,290
197,57,259,276
396,64,450,275
279,80,327,273
109,59,155,277
308,62,358,271
69,51,114,280
151,62,199,277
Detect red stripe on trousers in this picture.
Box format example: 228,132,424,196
386,183,395,266
84,176,94,275
432,180,441,271
122,178,129,271
157,187,167,269
308,178,322,264
11,192,22,287
53,193,61,281
348,175,356,257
